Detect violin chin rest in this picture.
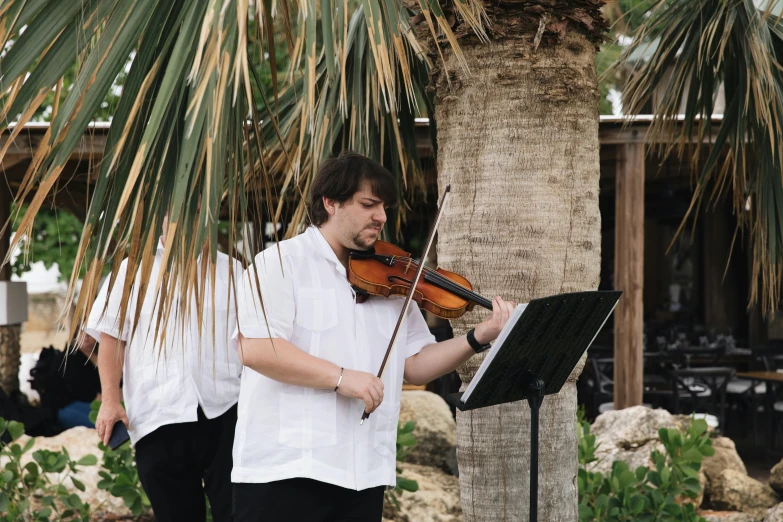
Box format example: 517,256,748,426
349,246,376,259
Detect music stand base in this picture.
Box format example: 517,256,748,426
527,379,544,522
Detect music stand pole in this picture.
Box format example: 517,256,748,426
528,379,544,522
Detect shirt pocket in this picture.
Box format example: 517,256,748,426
295,287,338,332
372,403,399,460
278,389,338,449
134,351,184,411
371,299,401,339
135,308,185,405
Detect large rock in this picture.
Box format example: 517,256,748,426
765,503,783,521
589,406,717,508
703,437,748,497
588,406,684,475
700,511,757,522
383,462,461,522
12,427,131,518
708,469,779,519
769,460,783,494
703,437,747,478
398,391,456,470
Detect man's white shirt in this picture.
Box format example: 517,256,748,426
231,226,436,491
86,242,243,445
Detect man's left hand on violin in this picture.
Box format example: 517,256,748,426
473,296,516,345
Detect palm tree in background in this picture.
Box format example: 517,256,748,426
0,0,607,520
616,0,783,314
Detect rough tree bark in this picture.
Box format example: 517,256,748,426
433,16,603,520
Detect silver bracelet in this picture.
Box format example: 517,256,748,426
334,367,344,392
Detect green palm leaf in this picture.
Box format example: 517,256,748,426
615,0,783,313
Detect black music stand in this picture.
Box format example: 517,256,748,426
447,291,622,522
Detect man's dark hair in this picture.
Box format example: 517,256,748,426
308,151,398,226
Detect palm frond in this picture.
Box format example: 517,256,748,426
252,6,435,243
0,0,486,340
615,0,783,313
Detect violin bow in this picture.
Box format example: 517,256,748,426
361,184,451,424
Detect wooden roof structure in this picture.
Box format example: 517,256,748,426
0,116,722,215
0,122,108,222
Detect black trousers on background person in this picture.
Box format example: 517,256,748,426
135,404,237,522
233,478,385,522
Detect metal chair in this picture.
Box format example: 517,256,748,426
670,367,736,432
580,357,614,420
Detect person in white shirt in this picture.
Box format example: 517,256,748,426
87,217,243,522
232,151,514,521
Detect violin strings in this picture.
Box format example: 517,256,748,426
424,271,493,309
391,256,489,306
393,257,464,288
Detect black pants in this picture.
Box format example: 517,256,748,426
135,404,237,522
233,478,385,522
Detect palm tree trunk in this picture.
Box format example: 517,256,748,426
0,324,21,394
435,33,601,521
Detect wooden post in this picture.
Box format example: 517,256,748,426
614,143,645,409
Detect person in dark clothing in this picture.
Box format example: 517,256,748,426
56,334,101,429
28,334,102,432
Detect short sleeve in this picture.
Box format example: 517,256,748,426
405,306,436,359
232,249,295,344
85,261,131,342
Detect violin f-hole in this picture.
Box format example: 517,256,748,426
388,275,412,285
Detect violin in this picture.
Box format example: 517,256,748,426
348,240,493,319
356,185,487,424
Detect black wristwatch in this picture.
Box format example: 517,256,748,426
466,328,492,353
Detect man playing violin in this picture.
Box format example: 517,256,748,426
232,151,514,521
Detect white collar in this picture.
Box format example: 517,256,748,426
307,226,346,276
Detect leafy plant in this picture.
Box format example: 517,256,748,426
10,204,89,282
94,440,150,518
385,420,420,510
577,407,599,468
0,417,96,521
577,416,714,522
89,400,151,518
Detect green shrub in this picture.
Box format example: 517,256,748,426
577,415,714,522
4,403,421,520
385,420,420,509
0,417,96,521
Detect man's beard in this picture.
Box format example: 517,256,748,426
351,233,375,250
351,225,380,250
